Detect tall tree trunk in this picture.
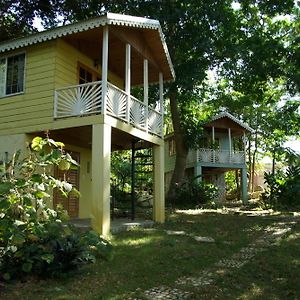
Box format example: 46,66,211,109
167,91,189,201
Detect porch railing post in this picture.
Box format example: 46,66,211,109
144,59,149,132
159,72,164,137
228,128,232,162
125,43,131,123
101,25,109,114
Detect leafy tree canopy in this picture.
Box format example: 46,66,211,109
1,1,299,196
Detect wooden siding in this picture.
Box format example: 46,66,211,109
0,38,124,136
0,41,56,135
55,39,123,89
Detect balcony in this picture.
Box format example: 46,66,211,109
54,81,163,137
196,148,245,164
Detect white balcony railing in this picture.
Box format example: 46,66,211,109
54,81,102,118
54,81,163,137
197,148,245,164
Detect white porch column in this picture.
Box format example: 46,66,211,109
91,123,111,236
243,131,247,163
153,144,165,223
212,126,215,163
144,59,149,132
241,167,248,205
159,72,164,137
194,164,202,183
228,128,232,162
125,43,131,122
101,26,109,114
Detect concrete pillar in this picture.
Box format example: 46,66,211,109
194,164,202,182
91,123,111,236
153,144,165,223
241,167,248,205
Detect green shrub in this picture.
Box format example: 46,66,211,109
0,137,112,280
170,176,218,208
261,165,300,209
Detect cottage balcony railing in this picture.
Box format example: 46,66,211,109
54,81,163,137
196,148,245,164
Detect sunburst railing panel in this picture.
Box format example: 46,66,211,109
54,81,102,118
54,81,163,138
106,83,128,121
129,95,146,130
148,107,163,136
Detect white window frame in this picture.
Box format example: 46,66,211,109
0,52,26,98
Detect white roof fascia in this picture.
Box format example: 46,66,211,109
211,111,255,133
0,13,175,80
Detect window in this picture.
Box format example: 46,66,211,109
79,66,93,84
0,53,25,97
169,138,176,156
78,64,100,84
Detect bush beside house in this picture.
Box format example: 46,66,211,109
0,137,111,280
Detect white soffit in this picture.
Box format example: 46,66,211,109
210,111,255,133
0,12,175,80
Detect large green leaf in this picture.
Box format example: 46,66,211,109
21,262,32,273
0,182,13,195
31,136,43,151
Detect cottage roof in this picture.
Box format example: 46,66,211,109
0,13,175,83
206,111,254,133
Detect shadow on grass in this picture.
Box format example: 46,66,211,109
1,209,297,300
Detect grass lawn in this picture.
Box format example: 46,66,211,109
1,208,300,299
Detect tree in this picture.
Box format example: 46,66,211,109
1,0,298,200
209,1,299,191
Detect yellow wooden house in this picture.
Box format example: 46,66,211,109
0,13,175,236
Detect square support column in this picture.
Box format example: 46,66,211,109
153,144,165,223
194,163,202,183
241,167,248,205
91,123,111,236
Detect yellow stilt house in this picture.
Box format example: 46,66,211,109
0,13,175,236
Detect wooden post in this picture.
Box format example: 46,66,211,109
228,128,232,162
101,26,109,114
153,144,165,223
144,59,149,132
125,43,131,123
159,72,164,137
91,123,111,236
243,131,246,163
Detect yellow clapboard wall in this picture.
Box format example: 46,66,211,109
0,38,123,136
